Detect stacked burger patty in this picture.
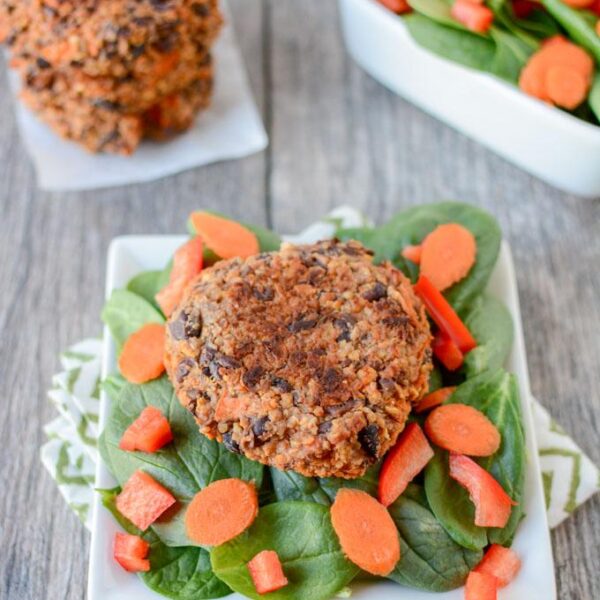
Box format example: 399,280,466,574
0,0,222,154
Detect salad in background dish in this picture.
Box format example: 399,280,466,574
98,203,526,600
378,0,600,125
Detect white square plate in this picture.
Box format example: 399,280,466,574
88,236,556,600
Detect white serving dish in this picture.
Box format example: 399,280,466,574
339,0,600,197
88,235,556,600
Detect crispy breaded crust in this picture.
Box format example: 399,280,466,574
165,240,432,478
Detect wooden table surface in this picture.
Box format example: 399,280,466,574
0,1,598,598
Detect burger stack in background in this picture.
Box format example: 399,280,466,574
0,0,222,154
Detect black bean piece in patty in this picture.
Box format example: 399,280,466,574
271,376,293,393
242,366,264,389
215,354,241,369
321,367,342,393
288,317,318,333
222,432,241,454
252,416,269,439
363,282,388,302
358,424,379,458
176,358,196,383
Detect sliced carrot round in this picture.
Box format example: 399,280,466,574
185,478,258,546
419,223,477,292
415,386,457,414
424,404,500,457
545,66,588,109
189,211,259,259
118,323,166,384
330,488,400,576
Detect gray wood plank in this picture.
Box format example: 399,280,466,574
267,2,600,599
0,1,266,598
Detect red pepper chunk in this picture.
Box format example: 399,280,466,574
113,532,150,572
449,454,516,528
247,550,289,595
474,544,522,588
378,423,434,507
465,570,498,600
432,332,464,371
414,275,477,354
119,406,173,453
451,0,494,33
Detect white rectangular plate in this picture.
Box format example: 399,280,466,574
339,0,600,198
88,236,556,600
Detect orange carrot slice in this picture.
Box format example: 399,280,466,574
116,470,176,531
451,0,494,33
119,406,173,453
415,386,457,414
185,478,258,546
474,544,522,588
156,236,203,317
419,223,477,292
378,423,434,507
519,37,593,108
113,533,150,573
118,323,166,384
378,0,412,13
247,550,289,594
425,404,501,457
330,488,400,576
189,211,259,259
401,244,422,264
465,570,498,600
449,454,516,528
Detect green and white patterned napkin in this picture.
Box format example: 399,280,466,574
41,208,599,532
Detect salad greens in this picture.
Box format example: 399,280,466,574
211,502,360,600
388,0,600,125
98,202,526,599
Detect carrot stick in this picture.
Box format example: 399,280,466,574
118,323,166,384
419,223,477,292
401,244,422,264
185,478,258,546
330,488,400,576
474,544,522,588
189,211,259,259
414,275,477,353
424,404,501,457
415,386,457,413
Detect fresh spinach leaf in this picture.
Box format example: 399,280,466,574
319,462,382,501
339,202,501,313
408,0,475,32
126,268,171,312
388,485,483,591
101,376,263,546
403,14,498,73
514,8,561,39
100,488,230,599
428,366,444,393
270,468,331,505
101,289,164,349
424,448,488,550
101,373,127,402
448,369,526,545
211,502,359,600
542,0,600,62
489,27,536,82
461,294,514,377
589,73,600,122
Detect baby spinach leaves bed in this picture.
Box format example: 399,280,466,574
99,202,526,600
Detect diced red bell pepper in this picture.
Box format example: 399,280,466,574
475,544,521,587
116,470,176,531
156,236,203,317
378,0,412,14
512,0,539,18
401,244,422,264
465,570,498,600
414,275,477,353
113,532,150,572
451,0,494,33
449,454,516,528
119,406,173,453
378,423,434,507
247,550,289,595
590,0,600,15
432,332,464,371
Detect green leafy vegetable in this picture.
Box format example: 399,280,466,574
100,488,230,599
127,268,172,311
461,294,514,377
542,0,600,63
101,374,127,402
270,468,331,505
211,502,359,600
589,73,600,121
101,289,164,349
388,484,483,591
338,201,502,313
101,376,263,546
